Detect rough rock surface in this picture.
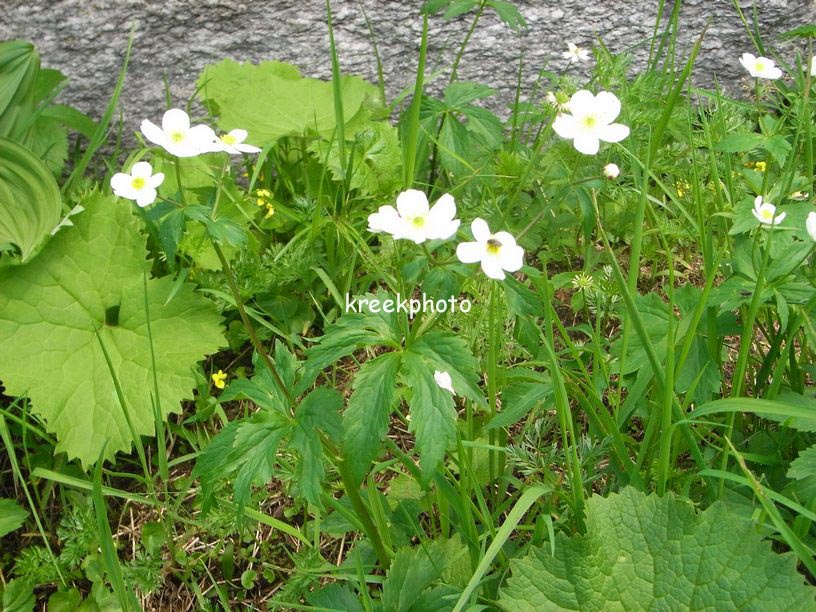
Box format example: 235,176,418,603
1,1,813,126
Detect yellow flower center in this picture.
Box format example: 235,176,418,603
486,238,502,254
760,209,773,220
411,216,426,228
131,177,146,190
582,114,598,129
221,133,237,145
169,131,185,143
754,161,766,172
755,61,765,72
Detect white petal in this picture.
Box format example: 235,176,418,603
594,91,622,124
368,205,401,234
774,211,786,224
130,161,153,178
236,142,262,153
396,189,429,218
740,53,756,73
552,114,578,139
149,172,165,188
805,212,816,241
135,187,157,207
427,219,460,241
428,193,456,222
227,128,248,143
110,172,133,193
498,244,524,272
765,66,783,80
754,195,764,210
481,256,507,280
403,223,428,244
471,218,491,242
567,90,596,115
492,231,517,249
162,108,191,133
140,119,167,147
434,370,455,394
751,208,766,224
456,241,484,264
573,133,600,155
598,123,630,143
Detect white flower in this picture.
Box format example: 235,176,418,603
140,108,216,157
210,129,261,155
110,161,165,207
552,90,630,155
562,42,590,62
456,218,524,280
603,163,620,179
367,189,460,244
806,212,816,241
751,195,785,226
434,370,455,394
739,53,783,80
811,56,816,77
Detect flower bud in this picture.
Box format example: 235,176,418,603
603,163,620,179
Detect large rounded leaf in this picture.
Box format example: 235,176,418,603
0,137,61,262
0,191,224,466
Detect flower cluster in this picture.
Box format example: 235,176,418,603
111,109,261,207
368,190,524,280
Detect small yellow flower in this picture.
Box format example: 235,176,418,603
211,370,227,389
264,203,275,218
255,188,272,207
675,180,691,198
746,160,767,172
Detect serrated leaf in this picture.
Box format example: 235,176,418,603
199,59,380,145
291,387,343,507
382,540,450,612
297,298,399,394
410,330,484,406
306,583,365,612
714,132,765,153
0,498,28,538
0,136,62,262
401,352,457,480
0,191,224,466
343,352,401,485
788,444,816,480
499,487,816,610
193,411,291,513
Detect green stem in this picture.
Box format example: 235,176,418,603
718,224,774,494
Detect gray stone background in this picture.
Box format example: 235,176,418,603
0,1,814,127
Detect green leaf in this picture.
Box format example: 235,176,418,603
499,487,816,610
401,352,457,480
199,59,380,146
410,330,484,406
714,132,765,153
291,387,343,507
0,191,224,466
297,299,399,394
309,120,402,195
194,411,291,513
0,498,28,538
382,540,450,612
343,352,401,485
779,24,816,39
788,444,816,480
0,136,61,262
1,579,34,612
486,381,552,430
306,583,365,612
